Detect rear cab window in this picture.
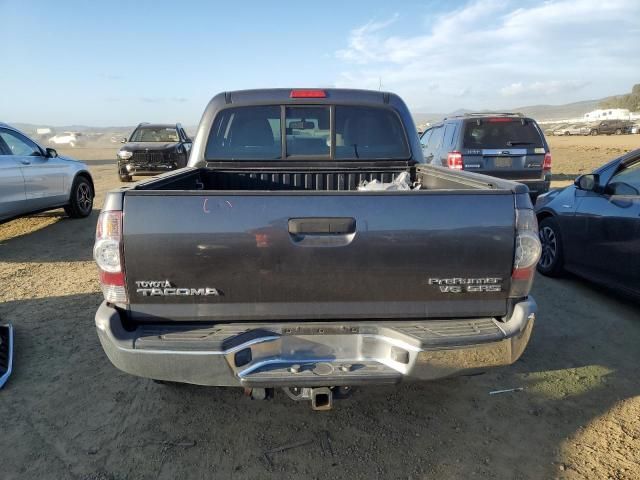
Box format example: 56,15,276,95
462,118,544,150
205,105,409,161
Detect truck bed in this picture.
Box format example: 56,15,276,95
112,164,525,323
132,163,521,193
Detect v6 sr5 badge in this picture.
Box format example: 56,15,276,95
428,277,503,293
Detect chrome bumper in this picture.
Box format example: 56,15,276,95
95,299,536,387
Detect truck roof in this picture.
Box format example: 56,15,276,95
220,88,398,105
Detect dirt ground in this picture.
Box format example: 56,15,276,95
1,135,639,480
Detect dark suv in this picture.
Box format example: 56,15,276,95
117,123,192,182
420,113,551,198
588,120,633,136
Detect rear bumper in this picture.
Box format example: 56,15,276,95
0,323,14,389
95,299,536,387
518,178,550,195
125,167,177,176
118,161,178,176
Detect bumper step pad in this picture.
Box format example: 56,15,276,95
0,323,14,388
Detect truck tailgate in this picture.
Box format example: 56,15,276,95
122,192,515,321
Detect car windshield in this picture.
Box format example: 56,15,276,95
463,119,543,149
130,127,179,143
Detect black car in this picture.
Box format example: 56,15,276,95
117,123,192,182
535,149,640,300
420,113,551,198
587,119,633,136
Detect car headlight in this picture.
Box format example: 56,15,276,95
117,150,133,160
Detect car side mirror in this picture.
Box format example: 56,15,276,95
121,137,127,143
575,174,599,191
45,147,58,158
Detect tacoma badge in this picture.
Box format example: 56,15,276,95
135,280,221,296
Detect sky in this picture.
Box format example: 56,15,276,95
1,0,639,126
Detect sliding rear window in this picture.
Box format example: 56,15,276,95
206,106,281,160
205,105,409,160
462,118,544,149
335,106,409,160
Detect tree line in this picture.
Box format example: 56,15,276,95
599,83,640,111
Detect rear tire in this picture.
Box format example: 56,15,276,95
64,175,93,218
152,379,180,386
615,128,622,135
537,217,564,277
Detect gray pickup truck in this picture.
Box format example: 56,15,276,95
94,89,540,409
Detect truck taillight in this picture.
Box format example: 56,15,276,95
94,210,128,303
290,89,326,98
447,151,463,170
509,209,541,298
543,152,552,171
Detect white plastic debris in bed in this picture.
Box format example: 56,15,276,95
357,171,412,191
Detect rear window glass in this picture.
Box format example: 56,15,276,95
205,105,409,160
335,106,409,160
286,106,330,156
206,106,281,160
462,119,543,149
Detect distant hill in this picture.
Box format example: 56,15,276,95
413,97,612,126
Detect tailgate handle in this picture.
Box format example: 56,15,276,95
288,217,356,235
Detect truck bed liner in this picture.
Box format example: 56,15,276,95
132,164,520,193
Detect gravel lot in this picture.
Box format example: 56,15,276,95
1,135,639,479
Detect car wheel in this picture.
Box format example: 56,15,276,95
615,128,622,135
64,176,94,218
565,131,570,136
537,217,564,277
590,129,598,136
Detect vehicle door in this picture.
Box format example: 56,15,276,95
0,128,66,211
422,125,444,165
0,134,27,220
419,128,433,161
436,122,458,166
572,159,640,292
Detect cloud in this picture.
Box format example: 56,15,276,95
334,0,640,110
335,14,400,63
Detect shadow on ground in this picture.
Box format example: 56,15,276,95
0,279,638,479
0,210,99,262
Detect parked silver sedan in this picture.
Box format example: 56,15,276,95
0,123,94,223
553,124,589,136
